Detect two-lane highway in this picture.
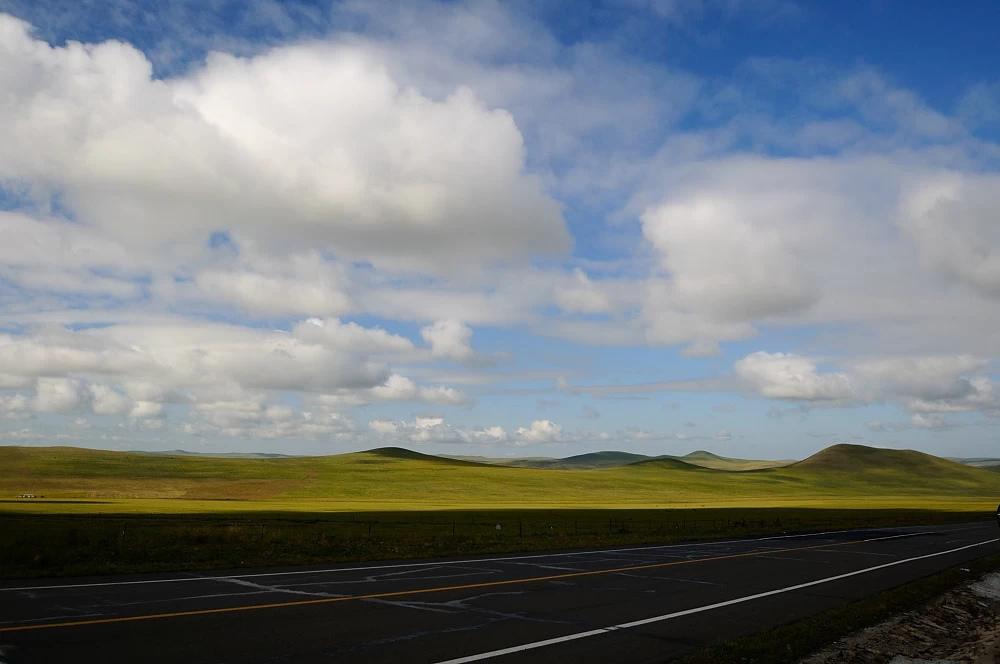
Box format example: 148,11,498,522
1,522,997,663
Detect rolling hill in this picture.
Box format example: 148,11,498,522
1,443,998,512
444,449,788,471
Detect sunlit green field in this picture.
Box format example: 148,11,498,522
2,443,998,578
2,443,998,514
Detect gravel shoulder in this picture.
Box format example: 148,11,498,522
802,572,1000,664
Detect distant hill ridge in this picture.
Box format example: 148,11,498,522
2,443,998,505
625,456,715,471
363,446,485,467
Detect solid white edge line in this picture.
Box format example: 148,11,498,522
0,521,984,592
432,536,1000,664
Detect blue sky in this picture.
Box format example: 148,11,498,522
1,0,999,459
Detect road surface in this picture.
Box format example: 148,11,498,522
1,521,998,663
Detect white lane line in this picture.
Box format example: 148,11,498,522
0,522,983,592
433,537,1000,664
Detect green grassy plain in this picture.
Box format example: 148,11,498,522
2,443,998,578
2,443,998,514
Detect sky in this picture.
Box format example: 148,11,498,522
1,0,999,460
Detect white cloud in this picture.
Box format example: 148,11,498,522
910,413,954,431
0,394,31,419
89,384,132,416
188,399,357,439
191,270,351,317
899,173,1000,298
32,377,81,413
368,419,399,434
515,419,562,444
553,269,613,315
642,194,817,322
368,374,468,406
292,317,414,354
421,319,474,362
738,350,999,417
735,352,855,402
851,355,989,403
414,416,444,429
0,16,569,270
129,401,164,419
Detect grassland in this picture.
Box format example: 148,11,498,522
2,443,998,512
447,449,791,471
1,443,998,578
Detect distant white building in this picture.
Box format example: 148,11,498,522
16,493,36,498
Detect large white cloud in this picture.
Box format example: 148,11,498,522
899,173,1000,298
735,352,855,402
737,350,998,418
0,14,569,269
642,194,816,322
0,320,468,425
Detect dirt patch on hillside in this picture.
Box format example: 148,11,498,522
802,572,1000,664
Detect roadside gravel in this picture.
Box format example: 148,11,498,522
801,572,1000,664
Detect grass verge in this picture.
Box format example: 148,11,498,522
677,551,1000,664
1,507,990,579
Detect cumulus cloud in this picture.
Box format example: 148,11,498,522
369,375,468,406
368,419,399,435
735,352,855,402
0,15,569,270
421,319,474,362
515,419,562,444
899,174,1000,298
738,350,999,417
553,269,614,315
0,394,31,419
88,384,132,416
32,378,81,413
0,320,467,428
365,415,507,446
190,270,351,317
292,317,414,354
641,194,817,322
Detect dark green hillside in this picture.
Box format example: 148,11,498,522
626,456,717,471
793,444,971,476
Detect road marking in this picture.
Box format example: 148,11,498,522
0,523,964,593
434,536,1000,664
0,532,925,633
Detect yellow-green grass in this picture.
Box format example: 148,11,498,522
1,444,998,514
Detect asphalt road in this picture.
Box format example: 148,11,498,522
1,522,998,664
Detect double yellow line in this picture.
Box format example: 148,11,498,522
0,535,907,633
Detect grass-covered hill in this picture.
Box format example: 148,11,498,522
446,449,790,471
1,443,998,513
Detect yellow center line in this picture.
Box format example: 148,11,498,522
0,536,903,633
